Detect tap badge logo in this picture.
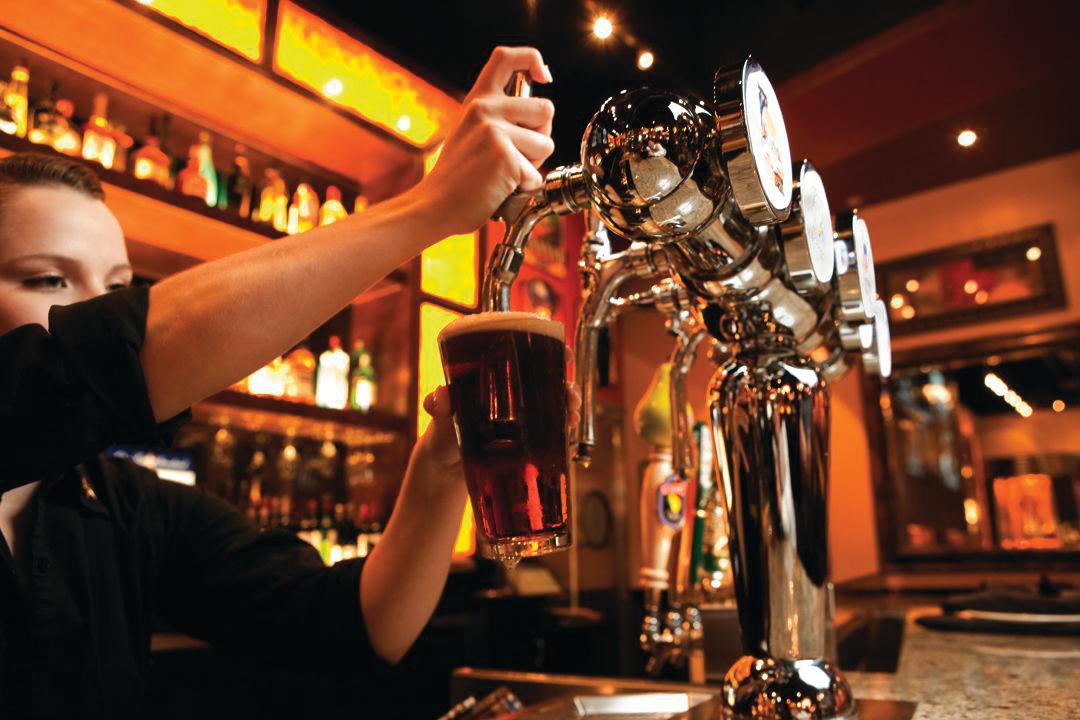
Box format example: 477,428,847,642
758,87,785,196
657,474,688,530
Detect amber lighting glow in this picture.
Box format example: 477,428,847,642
900,305,916,319
905,278,920,293
957,129,977,147
422,234,479,307
139,0,265,62
592,15,614,39
1026,245,1042,262
274,1,459,147
1053,399,1066,413
984,372,1033,417
637,50,654,70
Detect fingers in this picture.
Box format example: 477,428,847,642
480,96,554,133
473,46,552,97
502,124,555,166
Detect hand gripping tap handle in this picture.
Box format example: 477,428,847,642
492,71,533,223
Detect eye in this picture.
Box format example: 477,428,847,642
23,275,67,291
106,281,130,292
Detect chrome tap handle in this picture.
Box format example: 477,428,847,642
492,71,533,224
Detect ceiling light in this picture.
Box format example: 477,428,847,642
984,372,1033,418
1026,246,1042,262
889,293,905,309
396,115,411,132
322,78,344,98
637,50,654,70
593,15,614,39
963,279,978,294
974,289,989,305
957,129,977,147
900,305,916,320
1053,399,1066,413
905,278,920,293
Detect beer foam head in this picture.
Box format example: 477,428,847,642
439,311,565,343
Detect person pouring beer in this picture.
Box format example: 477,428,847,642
0,47,577,716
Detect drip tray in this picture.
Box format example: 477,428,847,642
511,692,715,719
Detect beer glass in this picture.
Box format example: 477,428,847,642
438,312,571,565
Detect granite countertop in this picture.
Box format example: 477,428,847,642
846,609,1080,719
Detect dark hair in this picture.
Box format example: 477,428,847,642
0,152,105,202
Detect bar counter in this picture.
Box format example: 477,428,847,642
846,610,1079,720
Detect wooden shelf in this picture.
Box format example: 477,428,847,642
0,132,409,293
1,0,421,197
195,390,408,446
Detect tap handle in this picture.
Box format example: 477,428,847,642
493,71,535,223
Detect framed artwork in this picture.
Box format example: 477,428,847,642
876,224,1065,336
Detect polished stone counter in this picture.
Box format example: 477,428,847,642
846,609,1080,719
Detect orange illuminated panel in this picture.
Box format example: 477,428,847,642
452,499,476,557
418,302,460,435
421,233,479,307
140,0,265,62
274,1,459,147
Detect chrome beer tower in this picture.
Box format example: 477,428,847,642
481,61,891,718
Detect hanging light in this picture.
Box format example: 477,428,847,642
637,50,654,70
957,129,978,147
592,15,614,40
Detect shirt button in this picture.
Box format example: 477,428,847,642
34,557,50,574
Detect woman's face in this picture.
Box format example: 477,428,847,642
0,185,131,334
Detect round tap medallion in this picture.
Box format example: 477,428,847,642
798,165,835,284
833,240,851,276
852,217,876,318
743,64,793,214
872,298,893,379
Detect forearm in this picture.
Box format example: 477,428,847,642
142,188,443,420
359,451,467,664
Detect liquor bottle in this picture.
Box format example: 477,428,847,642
0,61,29,138
52,99,82,157
349,340,377,412
194,131,218,207
112,124,134,173
319,185,348,226
222,144,253,217
353,192,368,215
286,181,318,235
82,93,118,169
319,497,335,563
131,116,173,189
282,344,316,404
177,141,210,201
315,336,350,409
28,81,61,147
253,166,288,232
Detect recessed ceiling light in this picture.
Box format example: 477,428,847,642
396,115,411,132
1052,399,1066,413
593,15,614,39
905,278,920,293
957,129,978,147
637,50,654,70
1026,246,1042,262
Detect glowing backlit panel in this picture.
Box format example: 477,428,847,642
418,301,475,557
421,233,478,307
140,0,265,62
274,2,459,147
418,302,460,436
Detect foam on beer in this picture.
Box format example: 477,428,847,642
439,311,565,343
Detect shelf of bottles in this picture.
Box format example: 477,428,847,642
0,44,369,244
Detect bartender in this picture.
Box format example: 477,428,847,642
0,47,557,716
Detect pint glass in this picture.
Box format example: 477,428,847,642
438,312,571,564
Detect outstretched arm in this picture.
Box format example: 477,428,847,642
142,47,555,421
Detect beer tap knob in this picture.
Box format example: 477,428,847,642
777,160,835,295
493,71,535,224
863,298,893,379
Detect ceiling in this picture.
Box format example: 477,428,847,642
317,0,1080,208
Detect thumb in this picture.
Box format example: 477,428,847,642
423,385,453,418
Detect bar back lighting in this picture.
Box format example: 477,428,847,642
274,1,458,147
139,0,265,62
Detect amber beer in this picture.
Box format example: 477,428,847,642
439,312,571,562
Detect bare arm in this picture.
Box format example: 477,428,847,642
142,47,555,421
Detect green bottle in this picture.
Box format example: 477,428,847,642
349,341,376,412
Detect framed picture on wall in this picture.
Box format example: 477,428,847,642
876,224,1065,336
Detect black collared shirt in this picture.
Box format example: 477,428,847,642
0,287,388,717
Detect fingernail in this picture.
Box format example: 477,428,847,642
543,64,553,83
